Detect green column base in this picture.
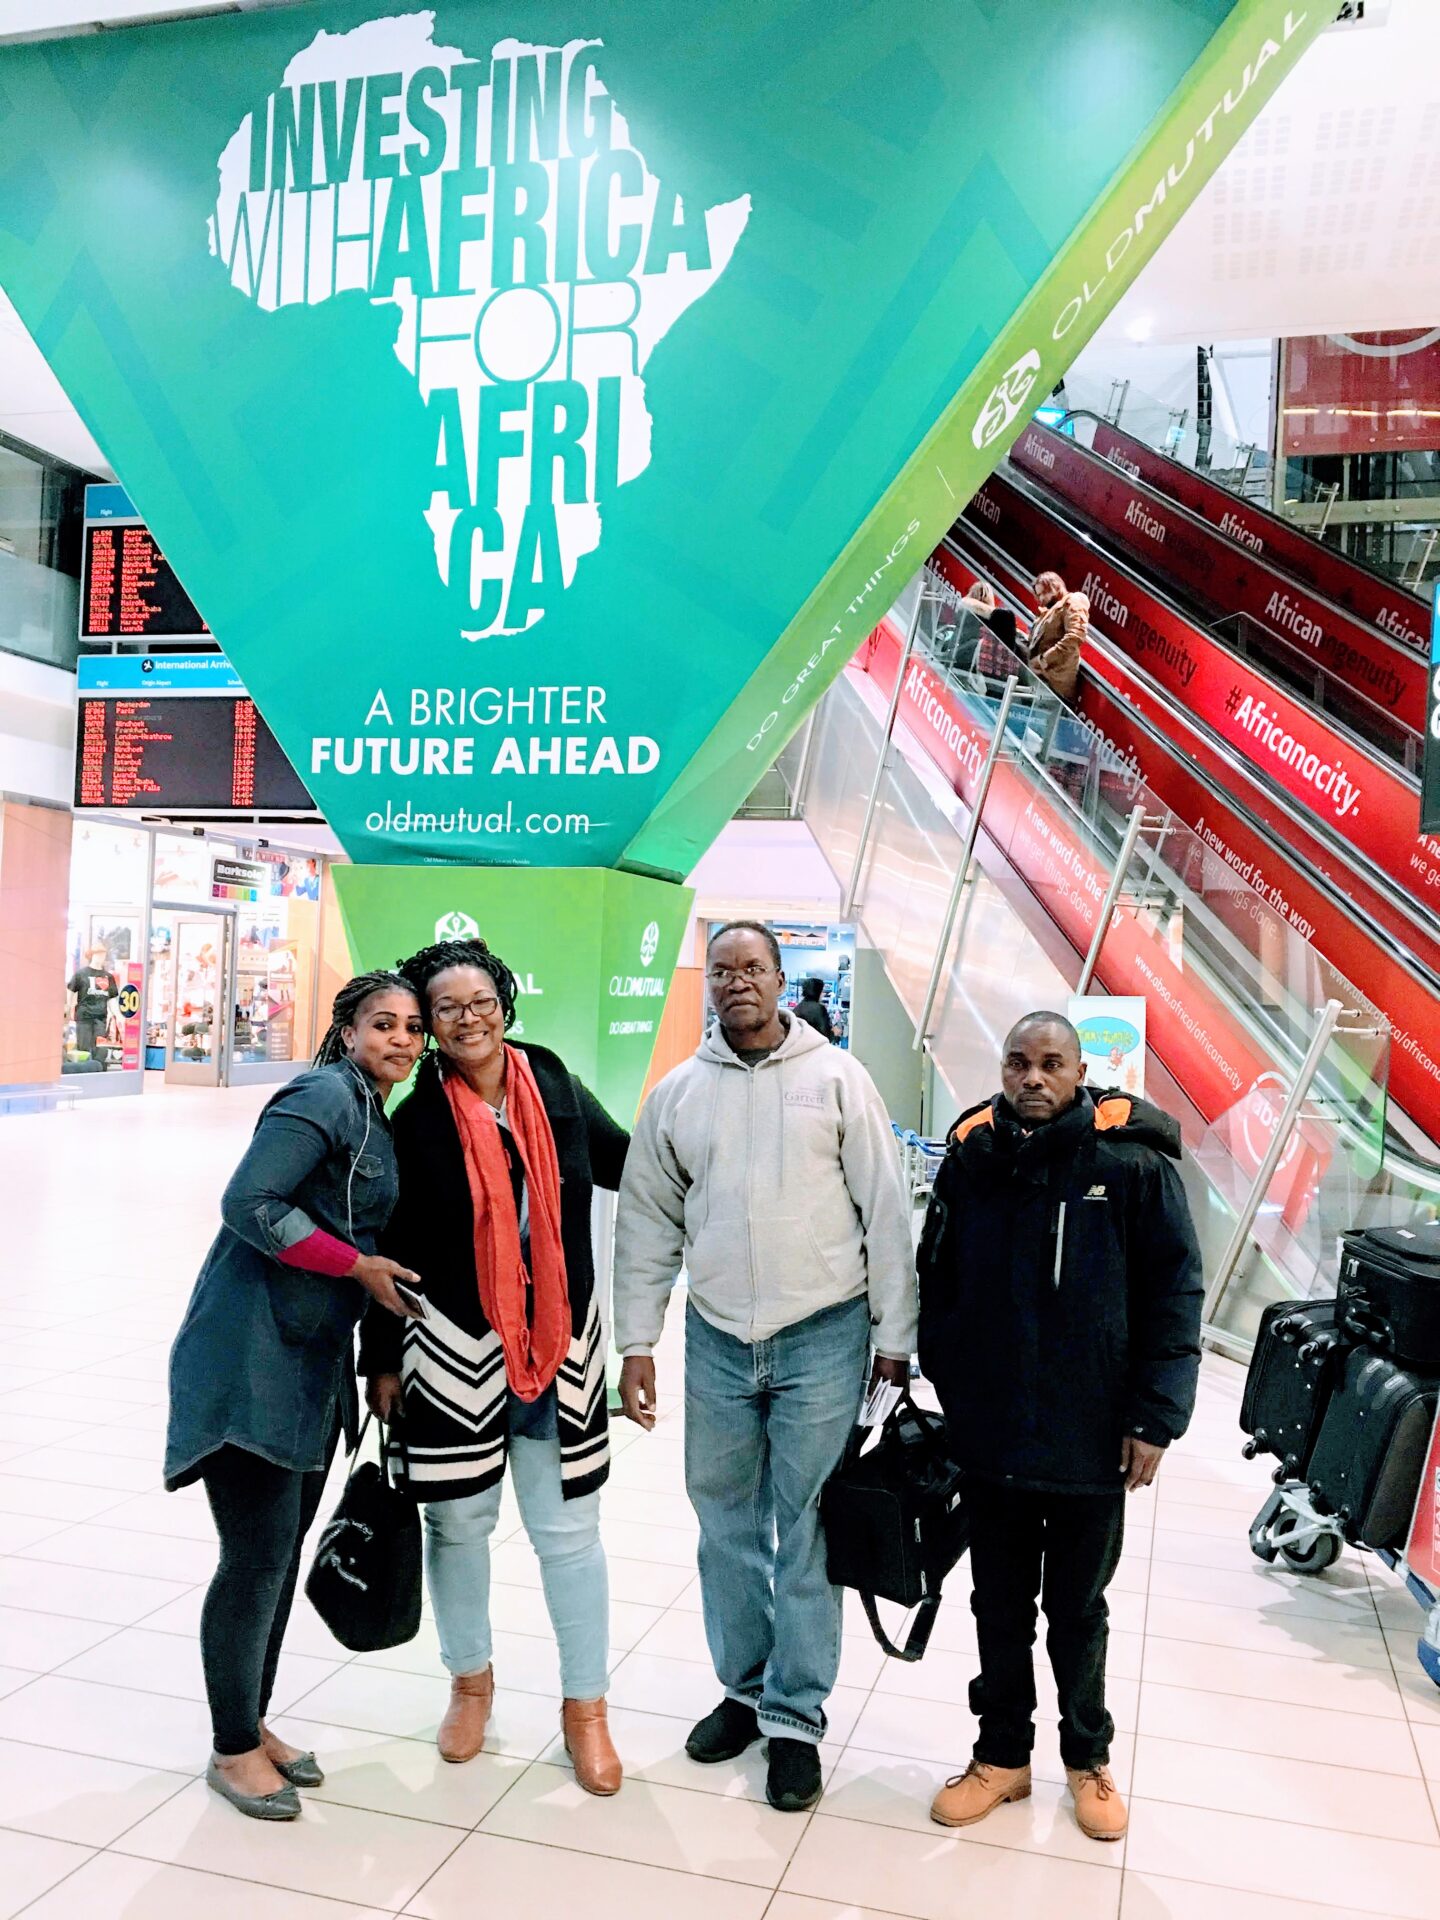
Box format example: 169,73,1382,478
332,864,692,1125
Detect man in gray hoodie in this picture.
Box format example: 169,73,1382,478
613,921,916,1813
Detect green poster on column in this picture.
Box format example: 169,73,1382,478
0,0,1327,1098
332,864,691,1121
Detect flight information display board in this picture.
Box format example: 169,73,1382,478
74,695,311,811
81,522,209,639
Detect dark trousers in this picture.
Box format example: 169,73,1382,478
199,1445,330,1754
965,1478,1124,1771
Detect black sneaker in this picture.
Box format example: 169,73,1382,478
685,1698,761,1764
766,1736,823,1811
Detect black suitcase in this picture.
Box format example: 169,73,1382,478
1339,1223,1440,1371
1305,1347,1439,1550
1239,1298,1345,1479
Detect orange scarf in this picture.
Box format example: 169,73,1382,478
443,1048,569,1401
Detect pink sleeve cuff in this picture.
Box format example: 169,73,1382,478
276,1228,358,1278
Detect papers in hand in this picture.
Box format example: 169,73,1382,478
859,1377,904,1430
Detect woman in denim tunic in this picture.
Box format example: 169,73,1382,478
165,970,425,1821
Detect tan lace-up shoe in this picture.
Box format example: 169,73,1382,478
563,1696,623,1795
930,1759,1032,1827
437,1668,494,1764
1066,1765,1128,1840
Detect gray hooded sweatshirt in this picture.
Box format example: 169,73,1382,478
612,1014,917,1358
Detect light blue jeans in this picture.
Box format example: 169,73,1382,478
684,1295,869,1744
423,1430,610,1700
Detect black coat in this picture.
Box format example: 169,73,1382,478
358,1043,628,1501
917,1088,1203,1493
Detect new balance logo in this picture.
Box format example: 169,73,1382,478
1084,1184,1107,1200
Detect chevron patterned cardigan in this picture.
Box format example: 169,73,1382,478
357,1045,630,1503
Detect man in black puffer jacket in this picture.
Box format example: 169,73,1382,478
917,1011,1202,1844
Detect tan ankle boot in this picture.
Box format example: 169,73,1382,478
437,1668,494,1764
562,1697,622,1796
930,1759,1032,1827
1066,1765,1128,1841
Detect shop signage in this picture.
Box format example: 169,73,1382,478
1089,420,1430,652
962,471,1440,918
939,535,1437,1138
1010,422,1425,733
119,964,145,1074
211,857,270,904
1069,996,1148,1098
0,0,1327,880
1423,584,1440,837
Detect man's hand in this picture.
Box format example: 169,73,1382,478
366,1372,404,1421
350,1253,425,1319
868,1354,910,1393
1121,1434,1165,1492
619,1356,657,1430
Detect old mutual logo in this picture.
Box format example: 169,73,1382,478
639,919,659,967
972,348,1042,451
211,19,751,641
435,909,480,940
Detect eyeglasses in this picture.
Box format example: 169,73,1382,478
431,993,501,1024
706,963,776,985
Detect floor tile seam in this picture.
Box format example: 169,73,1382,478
1113,1862,1431,1919
3,1841,101,1920
0,1487,139,1528
424,1811,801,1897
88,1848,408,1918
1121,1789,1440,1857
1127,1723,1425,1778
1135,1620,1399,1669
797,1802,1124,1874
1373,1588,1440,1840
0,1764,200,1858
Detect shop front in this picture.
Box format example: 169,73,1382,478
62,820,329,1095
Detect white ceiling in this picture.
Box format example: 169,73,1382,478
1094,0,1440,345
0,0,1436,475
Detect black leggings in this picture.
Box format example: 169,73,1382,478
199,1445,331,1755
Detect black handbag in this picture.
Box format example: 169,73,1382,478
820,1394,969,1662
305,1415,422,1652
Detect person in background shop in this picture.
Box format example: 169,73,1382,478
66,944,116,1057
1024,570,1089,703
165,973,427,1823
360,936,630,1795
917,1012,1202,1842
790,976,835,1041
613,921,916,1813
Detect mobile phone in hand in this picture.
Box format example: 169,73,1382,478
394,1280,428,1319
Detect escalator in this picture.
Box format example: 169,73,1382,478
938,525,1440,1158
962,466,1440,941
1086,417,1430,655
795,574,1398,1343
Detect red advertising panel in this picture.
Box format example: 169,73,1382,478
1091,420,1430,653
1283,331,1440,459
859,618,1328,1211
1404,1404,1440,1591
935,536,1440,1145
963,470,1440,926
1010,422,1425,735
120,961,144,1073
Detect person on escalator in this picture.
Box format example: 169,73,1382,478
916,1011,1202,1844
1024,570,1088,703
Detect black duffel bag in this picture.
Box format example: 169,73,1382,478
305,1416,421,1652
820,1394,968,1662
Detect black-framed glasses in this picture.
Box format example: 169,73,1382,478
431,993,501,1024
706,962,776,985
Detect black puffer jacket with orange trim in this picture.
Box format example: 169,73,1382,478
917,1087,1202,1493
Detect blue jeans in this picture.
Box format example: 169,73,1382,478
423,1429,609,1700
684,1295,869,1743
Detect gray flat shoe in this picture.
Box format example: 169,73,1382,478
273,1751,324,1789
206,1758,302,1821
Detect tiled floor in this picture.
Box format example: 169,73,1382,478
1,1083,1438,1918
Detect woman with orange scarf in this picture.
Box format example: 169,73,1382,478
359,936,629,1793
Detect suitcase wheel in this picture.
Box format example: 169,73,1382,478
1250,1537,1279,1563
1241,1439,1260,1460
1276,1533,1341,1575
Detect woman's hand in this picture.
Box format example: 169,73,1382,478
349,1252,425,1318
366,1372,404,1421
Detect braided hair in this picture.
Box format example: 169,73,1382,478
312,969,420,1067
397,936,520,1034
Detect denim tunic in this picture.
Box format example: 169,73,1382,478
165,1061,399,1489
